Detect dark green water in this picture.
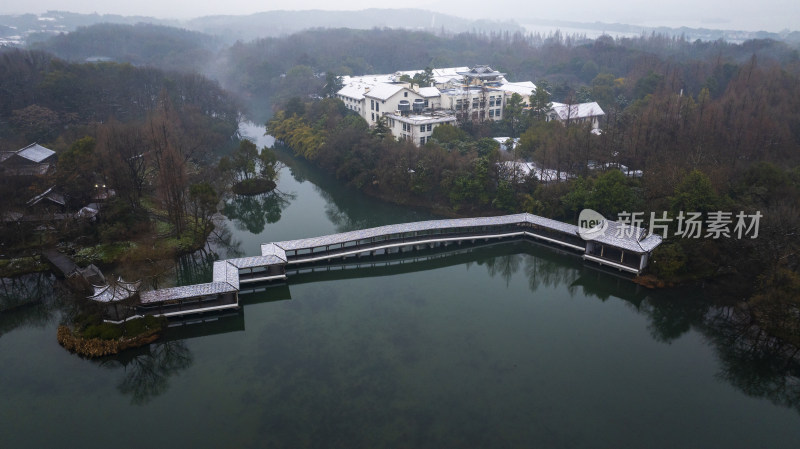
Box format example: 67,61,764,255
1,124,799,448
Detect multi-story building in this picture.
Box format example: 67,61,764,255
384,111,458,146
335,65,605,144
336,65,530,144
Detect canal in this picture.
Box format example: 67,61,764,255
0,123,798,448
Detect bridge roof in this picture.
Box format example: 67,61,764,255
260,243,288,261
273,214,580,251
139,261,239,304
140,282,237,304
228,255,286,269
212,261,239,289
591,221,662,254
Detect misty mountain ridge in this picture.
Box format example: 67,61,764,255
186,8,525,42
2,8,798,48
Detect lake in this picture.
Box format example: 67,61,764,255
0,123,798,448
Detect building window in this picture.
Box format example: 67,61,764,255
371,113,375,121
424,100,429,107
371,100,374,110
489,109,494,117
420,125,425,133
404,92,408,97
420,137,426,145
376,103,379,112
427,124,432,132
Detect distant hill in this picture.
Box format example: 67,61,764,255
186,8,524,42
30,23,220,72
0,10,177,45
2,9,797,48
519,17,800,44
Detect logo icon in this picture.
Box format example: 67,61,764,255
577,209,608,240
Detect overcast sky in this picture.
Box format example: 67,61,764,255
2,1,798,32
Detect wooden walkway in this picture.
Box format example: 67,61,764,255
41,249,78,278
120,213,663,318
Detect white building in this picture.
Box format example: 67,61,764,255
336,65,538,145
498,81,537,105
363,84,424,127
336,65,603,145
385,112,458,146
548,102,606,130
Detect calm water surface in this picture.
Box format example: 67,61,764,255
1,123,799,448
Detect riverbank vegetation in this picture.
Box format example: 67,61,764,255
267,35,800,346
220,140,281,196
3,23,799,347
0,48,244,278
57,314,167,358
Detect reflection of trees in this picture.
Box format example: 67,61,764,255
524,254,578,294
631,291,800,415
0,273,64,338
207,220,244,260
640,292,710,343
174,248,216,287
1,272,55,310
475,247,800,416
481,254,522,286
276,144,431,233
703,306,800,414
223,190,295,234
100,340,193,405
316,186,378,233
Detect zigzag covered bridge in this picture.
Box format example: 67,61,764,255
102,213,662,320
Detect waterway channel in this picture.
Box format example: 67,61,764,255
1,123,799,448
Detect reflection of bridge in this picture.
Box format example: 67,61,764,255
132,213,661,319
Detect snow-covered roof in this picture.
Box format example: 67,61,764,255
337,83,370,101
457,65,506,79
587,161,643,178
16,143,55,163
430,66,469,85
27,186,65,207
140,282,238,304
499,81,537,97
77,206,99,219
364,83,406,101
493,137,519,150
385,112,457,125
500,162,571,182
431,67,469,77
273,214,578,251
591,221,662,254
89,278,141,303
417,86,441,98
550,102,605,120
212,261,240,290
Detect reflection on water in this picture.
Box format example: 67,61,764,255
704,306,800,415
1,125,799,447
275,144,433,233
99,340,193,405
223,190,295,235
0,272,66,338
264,239,800,424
